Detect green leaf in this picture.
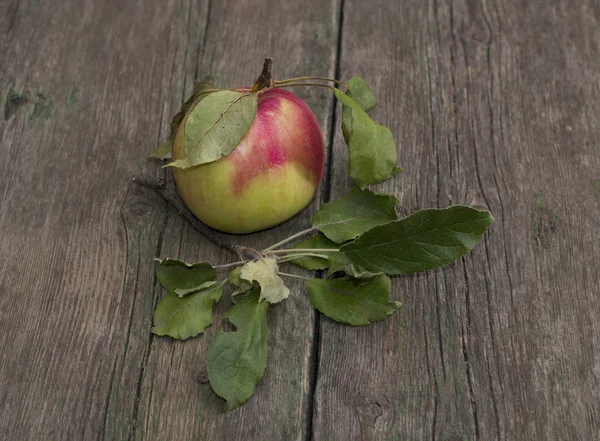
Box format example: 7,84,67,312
152,282,224,339
172,82,219,133
155,258,216,296
340,206,494,275
207,288,269,411
175,280,218,297
327,253,382,279
341,105,353,141
307,275,401,326
228,266,254,296
149,140,173,159
346,76,378,112
167,90,258,169
191,81,218,97
172,84,219,138
239,258,290,304
312,187,399,243
334,90,398,189
288,234,339,270
150,82,218,159
228,266,244,286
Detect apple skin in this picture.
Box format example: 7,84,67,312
172,88,325,234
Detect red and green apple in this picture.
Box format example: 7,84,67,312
172,88,325,234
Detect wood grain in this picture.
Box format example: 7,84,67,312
0,1,185,439
314,0,600,440
129,1,340,440
2,0,600,439
0,0,339,439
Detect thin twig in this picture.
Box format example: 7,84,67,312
274,76,347,88
132,176,254,260
273,83,338,92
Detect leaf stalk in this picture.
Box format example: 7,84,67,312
263,227,316,251
266,248,340,254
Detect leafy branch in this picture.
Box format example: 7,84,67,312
136,58,495,412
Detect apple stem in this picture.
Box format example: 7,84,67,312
263,227,317,251
252,57,274,93
132,176,256,261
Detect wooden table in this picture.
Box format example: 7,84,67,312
1,0,599,439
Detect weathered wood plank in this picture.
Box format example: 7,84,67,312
3,0,599,439
100,4,214,440
0,0,338,440
0,0,195,439
314,0,600,439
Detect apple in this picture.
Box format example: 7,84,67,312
172,88,325,234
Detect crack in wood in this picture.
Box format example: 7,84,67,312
195,0,212,83
462,260,480,441
308,0,344,439
423,301,440,441
128,199,170,440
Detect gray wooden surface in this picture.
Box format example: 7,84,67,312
1,0,599,440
